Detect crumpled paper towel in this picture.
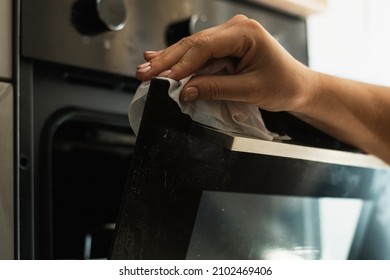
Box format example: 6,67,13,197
128,76,284,140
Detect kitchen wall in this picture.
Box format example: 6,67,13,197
307,0,390,86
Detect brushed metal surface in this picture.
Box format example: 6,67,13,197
0,83,14,259
22,0,307,77
0,0,12,79
249,0,327,16
22,0,196,77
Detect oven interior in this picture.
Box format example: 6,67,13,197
39,109,135,259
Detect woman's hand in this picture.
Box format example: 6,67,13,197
136,15,318,113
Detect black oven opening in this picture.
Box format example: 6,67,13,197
38,108,136,259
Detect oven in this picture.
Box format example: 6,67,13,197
19,0,204,259
18,0,390,260
19,0,309,260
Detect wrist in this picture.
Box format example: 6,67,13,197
291,66,322,115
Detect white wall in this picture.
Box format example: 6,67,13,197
307,0,390,86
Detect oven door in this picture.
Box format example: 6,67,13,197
110,78,390,260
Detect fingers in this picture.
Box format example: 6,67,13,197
143,50,163,61
142,15,248,61
195,58,237,75
136,15,251,81
170,19,264,80
180,74,260,105
135,14,303,113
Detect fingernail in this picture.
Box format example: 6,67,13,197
137,65,151,74
137,62,150,69
144,50,159,55
158,69,172,77
183,87,198,102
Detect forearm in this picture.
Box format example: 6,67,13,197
294,71,390,163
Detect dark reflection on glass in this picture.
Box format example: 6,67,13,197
186,192,368,260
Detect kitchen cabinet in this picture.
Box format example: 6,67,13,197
249,0,327,16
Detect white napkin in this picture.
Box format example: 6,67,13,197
129,76,283,140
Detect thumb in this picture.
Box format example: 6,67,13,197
180,74,254,103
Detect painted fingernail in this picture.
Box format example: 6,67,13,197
158,69,172,77
144,50,160,55
137,62,150,69
137,63,151,74
183,87,199,102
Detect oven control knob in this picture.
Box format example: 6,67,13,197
72,0,127,35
